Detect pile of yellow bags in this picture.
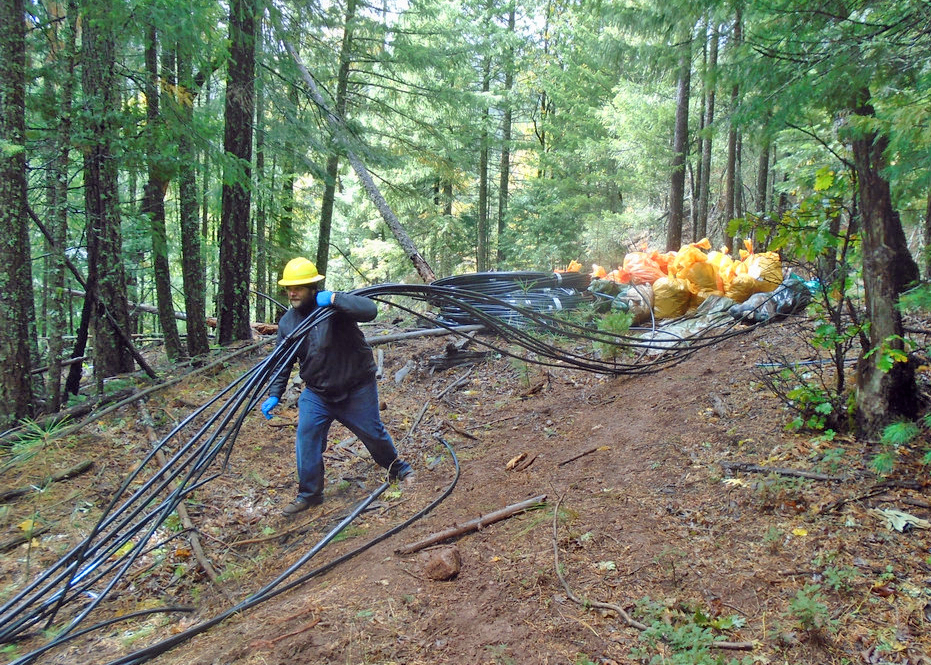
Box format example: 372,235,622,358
592,239,782,320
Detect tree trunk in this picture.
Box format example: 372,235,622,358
477,58,491,272
756,136,770,213
318,0,357,281
666,31,691,251
923,186,931,280
81,0,134,380
142,25,185,360
850,92,920,436
697,24,718,241
176,46,210,356
497,6,515,268
218,0,257,344
275,83,298,296
279,32,436,283
254,36,267,324
44,0,78,412
722,9,741,253
0,0,37,425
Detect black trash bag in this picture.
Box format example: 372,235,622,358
728,278,813,325
729,291,777,324
772,277,813,315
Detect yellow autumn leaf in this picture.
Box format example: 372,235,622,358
792,528,808,537
18,519,38,533
111,541,135,559
722,478,746,487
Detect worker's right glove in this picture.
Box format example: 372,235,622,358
260,396,280,420
316,290,335,307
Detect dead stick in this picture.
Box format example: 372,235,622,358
367,325,484,345
396,494,547,555
551,494,754,651
719,461,845,482
230,510,330,547
557,446,600,467
4,340,269,447
250,618,321,648
445,421,478,441
0,525,52,553
484,413,518,426
0,459,93,503
137,403,220,585
436,368,473,399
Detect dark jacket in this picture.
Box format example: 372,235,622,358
268,292,378,403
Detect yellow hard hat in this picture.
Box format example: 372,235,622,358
278,257,325,286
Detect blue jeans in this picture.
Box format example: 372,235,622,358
294,379,409,500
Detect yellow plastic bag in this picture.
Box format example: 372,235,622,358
725,274,761,303
653,276,691,319
669,244,708,279
744,252,782,292
684,261,724,297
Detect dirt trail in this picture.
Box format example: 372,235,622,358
2,318,929,665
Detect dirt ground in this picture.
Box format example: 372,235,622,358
2,314,930,665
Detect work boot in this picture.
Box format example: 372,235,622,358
282,495,322,516
388,459,414,483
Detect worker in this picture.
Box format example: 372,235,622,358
261,257,414,515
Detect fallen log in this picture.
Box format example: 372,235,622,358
719,461,846,482
0,459,94,503
396,494,547,555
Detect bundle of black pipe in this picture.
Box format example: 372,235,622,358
1,281,760,665
429,271,592,326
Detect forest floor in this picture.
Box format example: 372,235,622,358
1,312,930,665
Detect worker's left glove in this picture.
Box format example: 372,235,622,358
260,396,279,419
316,291,335,307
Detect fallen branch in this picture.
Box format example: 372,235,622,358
551,494,755,651
249,617,320,649
436,368,473,399
137,402,220,586
230,510,329,547
2,341,269,448
396,494,547,555
0,459,93,503
719,461,845,482
368,325,484,345
400,402,430,444
0,525,52,553
557,446,602,467
444,421,478,441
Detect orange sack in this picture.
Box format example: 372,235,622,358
622,252,665,284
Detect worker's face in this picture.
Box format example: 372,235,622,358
287,285,316,310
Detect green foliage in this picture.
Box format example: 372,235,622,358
784,380,834,432
786,584,836,634
870,416,931,474
821,566,856,593
594,310,633,360
739,165,861,434
632,597,752,665
0,417,72,473
1,139,25,158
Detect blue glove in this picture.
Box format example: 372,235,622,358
260,396,279,420
316,290,334,307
